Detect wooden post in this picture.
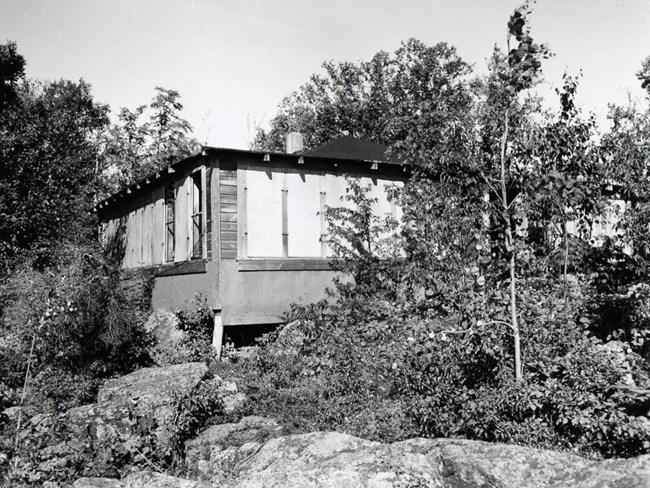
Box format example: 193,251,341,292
212,312,224,360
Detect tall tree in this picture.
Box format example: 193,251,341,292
0,41,26,108
472,2,551,380
0,66,109,266
253,39,472,152
98,87,198,194
98,105,148,192
533,74,601,295
146,86,196,171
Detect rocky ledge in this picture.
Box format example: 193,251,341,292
76,415,650,488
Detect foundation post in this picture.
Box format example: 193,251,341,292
212,312,224,360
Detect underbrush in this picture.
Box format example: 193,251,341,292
0,242,154,485
238,283,650,459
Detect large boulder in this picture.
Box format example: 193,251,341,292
185,416,283,483
195,431,650,488
73,478,124,488
67,362,208,453
201,375,247,414
124,471,209,487
74,471,209,488
97,362,208,406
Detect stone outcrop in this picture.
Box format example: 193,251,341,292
73,478,124,488
183,425,650,488
223,433,650,488
67,362,208,453
78,429,650,487
73,471,209,488
185,416,283,483
202,375,247,415
123,471,210,488
71,375,649,488
97,362,208,406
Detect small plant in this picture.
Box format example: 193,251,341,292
173,294,217,363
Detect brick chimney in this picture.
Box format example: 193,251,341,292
286,132,304,154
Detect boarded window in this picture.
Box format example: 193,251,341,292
287,172,322,257
164,185,175,262
191,172,203,259
246,170,283,257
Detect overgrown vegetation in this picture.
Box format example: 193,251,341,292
246,1,650,460
0,39,197,485
2,1,650,485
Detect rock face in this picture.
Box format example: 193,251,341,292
143,310,187,365
98,362,208,406
202,376,247,415
74,471,209,488
200,429,650,488
73,478,124,488
123,471,210,488
67,362,208,453
75,428,650,488
185,416,283,483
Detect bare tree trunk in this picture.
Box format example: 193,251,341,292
500,108,522,381
563,224,569,301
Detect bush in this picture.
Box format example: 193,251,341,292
238,175,650,458
245,281,650,458
0,242,151,391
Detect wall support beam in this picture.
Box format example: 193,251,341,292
212,312,224,360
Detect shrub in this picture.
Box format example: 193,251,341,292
173,294,217,364
241,174,650,458
0,242,151,394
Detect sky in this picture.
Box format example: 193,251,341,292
1,0,649,150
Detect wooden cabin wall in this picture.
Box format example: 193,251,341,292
218,160,404,326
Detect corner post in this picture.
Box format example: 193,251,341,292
212,312,224,359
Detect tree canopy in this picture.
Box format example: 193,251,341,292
253,39,472,154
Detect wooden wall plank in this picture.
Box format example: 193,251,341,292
220,185,237,195
220,203,237,213
281,171,288,257
152,187,164,265
206,167,212,260
220,213,237,223
221,222,237,232
209,158,222,310
143,194,152,266
175,177,189,262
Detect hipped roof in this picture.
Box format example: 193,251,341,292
301,136,402,164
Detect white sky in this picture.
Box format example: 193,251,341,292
2,0,649,149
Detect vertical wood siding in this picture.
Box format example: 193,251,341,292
206,167,212,260
152,187,164,265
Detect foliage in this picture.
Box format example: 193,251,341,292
99,87,198,194
241,172,650,457
0,41,25,107
253,39,472,152
0,241,152,400
244,4,650,456
324,178,405,309
172,294,217,363
2,403,165,485
0,72,109,266
168,378,225,464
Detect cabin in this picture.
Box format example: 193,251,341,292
96,134,406,351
